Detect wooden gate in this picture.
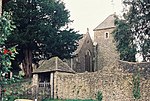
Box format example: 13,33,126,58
38,82,51,99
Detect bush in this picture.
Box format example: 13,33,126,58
132,73,141,99
97,91,103,101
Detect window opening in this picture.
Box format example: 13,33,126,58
105,32,109,38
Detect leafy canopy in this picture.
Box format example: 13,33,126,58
4,0,82,61
113,0,150,62
0,12,19,84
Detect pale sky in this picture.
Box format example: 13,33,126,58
62,0,123,38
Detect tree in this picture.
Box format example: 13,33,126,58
0,12,20,100
3,0,81,77
113,0,150,62
113,16,136,62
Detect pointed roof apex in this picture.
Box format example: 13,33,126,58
73,29,92,55
87,28,89,33
93,14,115,31
33,57,75,73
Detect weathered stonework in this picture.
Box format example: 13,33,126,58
94,15,119,70
67,30,94,72
53,62,150,101
32,15,150,101
32,74,38,86
119,60,150,79
32,56,150,101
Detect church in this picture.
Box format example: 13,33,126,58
33,14,119,74
65,14,119,72
33,14,119,98
32,14,150,100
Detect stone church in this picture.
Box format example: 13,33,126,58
33,14,119,91
33,14,119,74
66,28,94,73
66,14,119,72
93,14,119,70
32,14,150,100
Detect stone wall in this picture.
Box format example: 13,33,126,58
94,28,119,70
54,61,150,101
119,60,150,79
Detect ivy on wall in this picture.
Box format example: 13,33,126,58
132,72,141,99
97,91,103,101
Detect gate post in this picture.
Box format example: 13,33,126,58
50,72,54,98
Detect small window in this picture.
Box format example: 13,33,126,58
105,32,109,39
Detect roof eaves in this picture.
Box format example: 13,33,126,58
93,26,116,31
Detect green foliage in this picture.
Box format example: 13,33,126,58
0,12,15,45
132,72,141,99
97,91,103,101
113,0,150,61
0,12,21,101
3,0,82,77
123,0,150,61
2,79,33,100
0,12,18,84
2,95,17,101
113,17,136,62
4,0,81,60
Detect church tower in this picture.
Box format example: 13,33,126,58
93,14,119,70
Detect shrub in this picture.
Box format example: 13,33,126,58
97,91,103,101
132,72,141,99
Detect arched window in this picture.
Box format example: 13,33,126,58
85,50,93,72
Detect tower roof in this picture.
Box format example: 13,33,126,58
33,57,75,73
93,14,115,31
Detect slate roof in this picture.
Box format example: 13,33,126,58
73,34,86,55
93,14,115,31
33,57,75,73
73,29,92,55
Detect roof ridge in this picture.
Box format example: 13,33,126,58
73,30,92,55
33,57,75,73
93,14,115,31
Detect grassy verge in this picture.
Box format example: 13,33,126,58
42,99,95,101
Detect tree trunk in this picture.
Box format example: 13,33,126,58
22,48,33,78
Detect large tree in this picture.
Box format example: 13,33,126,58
113,17,136,62
3,0,81,77
113,0,150,62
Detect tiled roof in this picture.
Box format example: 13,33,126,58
73,34,86,55
93,14,115,31
73,29,92,55
33,57,75,73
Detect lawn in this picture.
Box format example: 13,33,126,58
42,99,95,101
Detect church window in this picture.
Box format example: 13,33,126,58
85,50,91,72
105,32,109,39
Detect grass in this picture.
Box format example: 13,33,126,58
42,99,95,101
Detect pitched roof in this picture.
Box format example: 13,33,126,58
33,57,75,73
73,29,92,55
93,14,115,31
73,34,86,55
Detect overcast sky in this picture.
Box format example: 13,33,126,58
62,0,123,38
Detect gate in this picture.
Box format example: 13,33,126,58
38,82,51,99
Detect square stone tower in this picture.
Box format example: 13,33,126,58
94,14,119,70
